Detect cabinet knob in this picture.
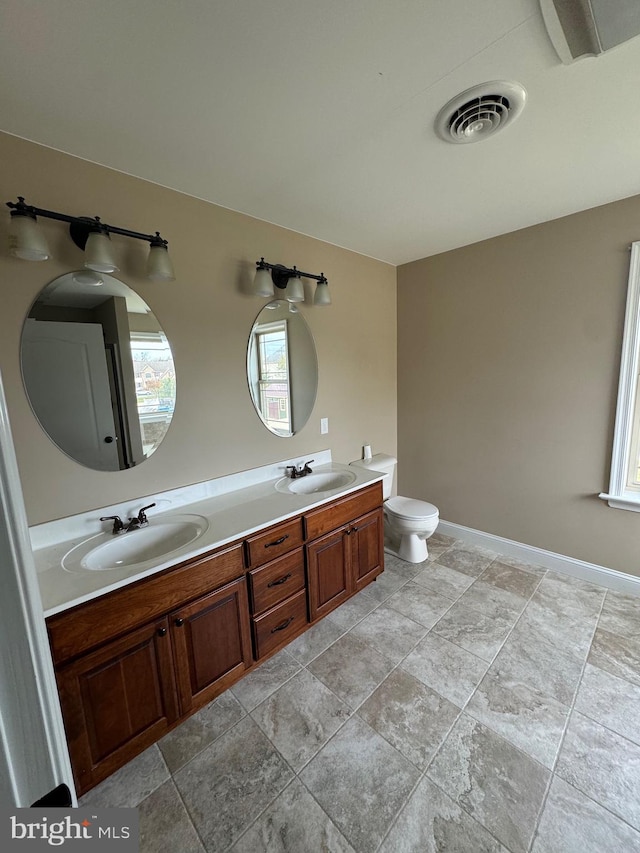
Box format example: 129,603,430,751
157,627,167,637
174,618,184,627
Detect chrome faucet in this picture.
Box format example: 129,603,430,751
100,503,156,535
285,459,314,479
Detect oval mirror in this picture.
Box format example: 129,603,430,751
21,271,176,471
247,300,318,436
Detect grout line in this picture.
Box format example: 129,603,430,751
525,589,608,852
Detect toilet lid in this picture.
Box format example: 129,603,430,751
385,496,439,520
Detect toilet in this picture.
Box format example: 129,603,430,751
350,453,439,563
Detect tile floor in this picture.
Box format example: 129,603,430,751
80,534,640,852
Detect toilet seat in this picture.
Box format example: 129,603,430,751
385,496,439,521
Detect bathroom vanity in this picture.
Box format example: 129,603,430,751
38,467,384,795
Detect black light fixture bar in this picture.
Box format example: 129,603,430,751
256,257,327,288
6,197,169,248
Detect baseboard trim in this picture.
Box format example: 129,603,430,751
437,520,640,596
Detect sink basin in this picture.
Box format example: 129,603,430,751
62,514,209,573
275,470,356,495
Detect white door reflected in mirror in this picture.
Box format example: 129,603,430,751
21,271,176,471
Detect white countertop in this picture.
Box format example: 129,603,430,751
34,456,383,617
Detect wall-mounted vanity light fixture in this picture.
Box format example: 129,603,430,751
6,197,175,281
253,258,331,306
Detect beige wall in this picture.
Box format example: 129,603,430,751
0,133,396,524
398,194,640,576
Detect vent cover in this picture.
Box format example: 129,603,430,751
435,81,527,144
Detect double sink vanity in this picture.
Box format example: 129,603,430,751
33,454,385,795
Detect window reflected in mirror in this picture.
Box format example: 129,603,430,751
247,301,317,437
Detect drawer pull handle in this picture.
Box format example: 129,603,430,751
267,573,292,588
174,618,184,627
271,616,294,634
265,535,289,548
157,627,167,637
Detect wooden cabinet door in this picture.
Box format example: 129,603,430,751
350,507,384,593
171,576,252,715
307,526,351,621
56,618,178,795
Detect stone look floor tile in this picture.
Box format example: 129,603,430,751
574,662,640,745
138,779,205,853
308,632,395,709
158,690,245,773
250,668,351,771
76,541,640,851
480,560,543,598
358,668,459,769
401,633,488,708
285,617,344,665
379,776,509,853
79,745,169,809
455,578,527,621
532,775,640,853
436,544,496,578
412,562,475,598
491,620,586,706
173,716,293,852
385,581,455,628
598,589,640,639
556,711,640,831
231,650,301,711
325,589,379,630
427,714,550,853
466,671,569,768
588,628,640,687
300,715,420,852
361,566,409,603
350,604,428,663
230,779,355,853
432,600,514,661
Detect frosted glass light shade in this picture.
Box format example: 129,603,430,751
314,280,331,305
284,276,304,302
253,267,274,297
147,243,175,281
8,214,50,261
84,231,119,273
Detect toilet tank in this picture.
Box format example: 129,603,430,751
350,453,397,500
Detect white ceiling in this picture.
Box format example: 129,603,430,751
2,0,640,265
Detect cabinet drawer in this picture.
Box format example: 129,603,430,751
252,589,308,660
248,548,305,615
245,517,304,569
304,482,383,541
47,542,244,665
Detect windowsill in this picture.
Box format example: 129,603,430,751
598,492,640,512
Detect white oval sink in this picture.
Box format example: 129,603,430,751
275,470,356,495
62,514,209,573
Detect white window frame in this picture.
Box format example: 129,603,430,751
600,241,640,511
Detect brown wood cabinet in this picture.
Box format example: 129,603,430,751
55,617,179,793
307,506,384,621
171,577,252,715
47,480,384,795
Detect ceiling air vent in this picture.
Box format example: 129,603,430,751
435,81,527,144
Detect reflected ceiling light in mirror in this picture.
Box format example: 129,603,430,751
253,257,330,305
72,271,104,286
5,197,175,281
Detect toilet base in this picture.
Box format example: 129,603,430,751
384,532,429,564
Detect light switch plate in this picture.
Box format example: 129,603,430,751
320,417,329,434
